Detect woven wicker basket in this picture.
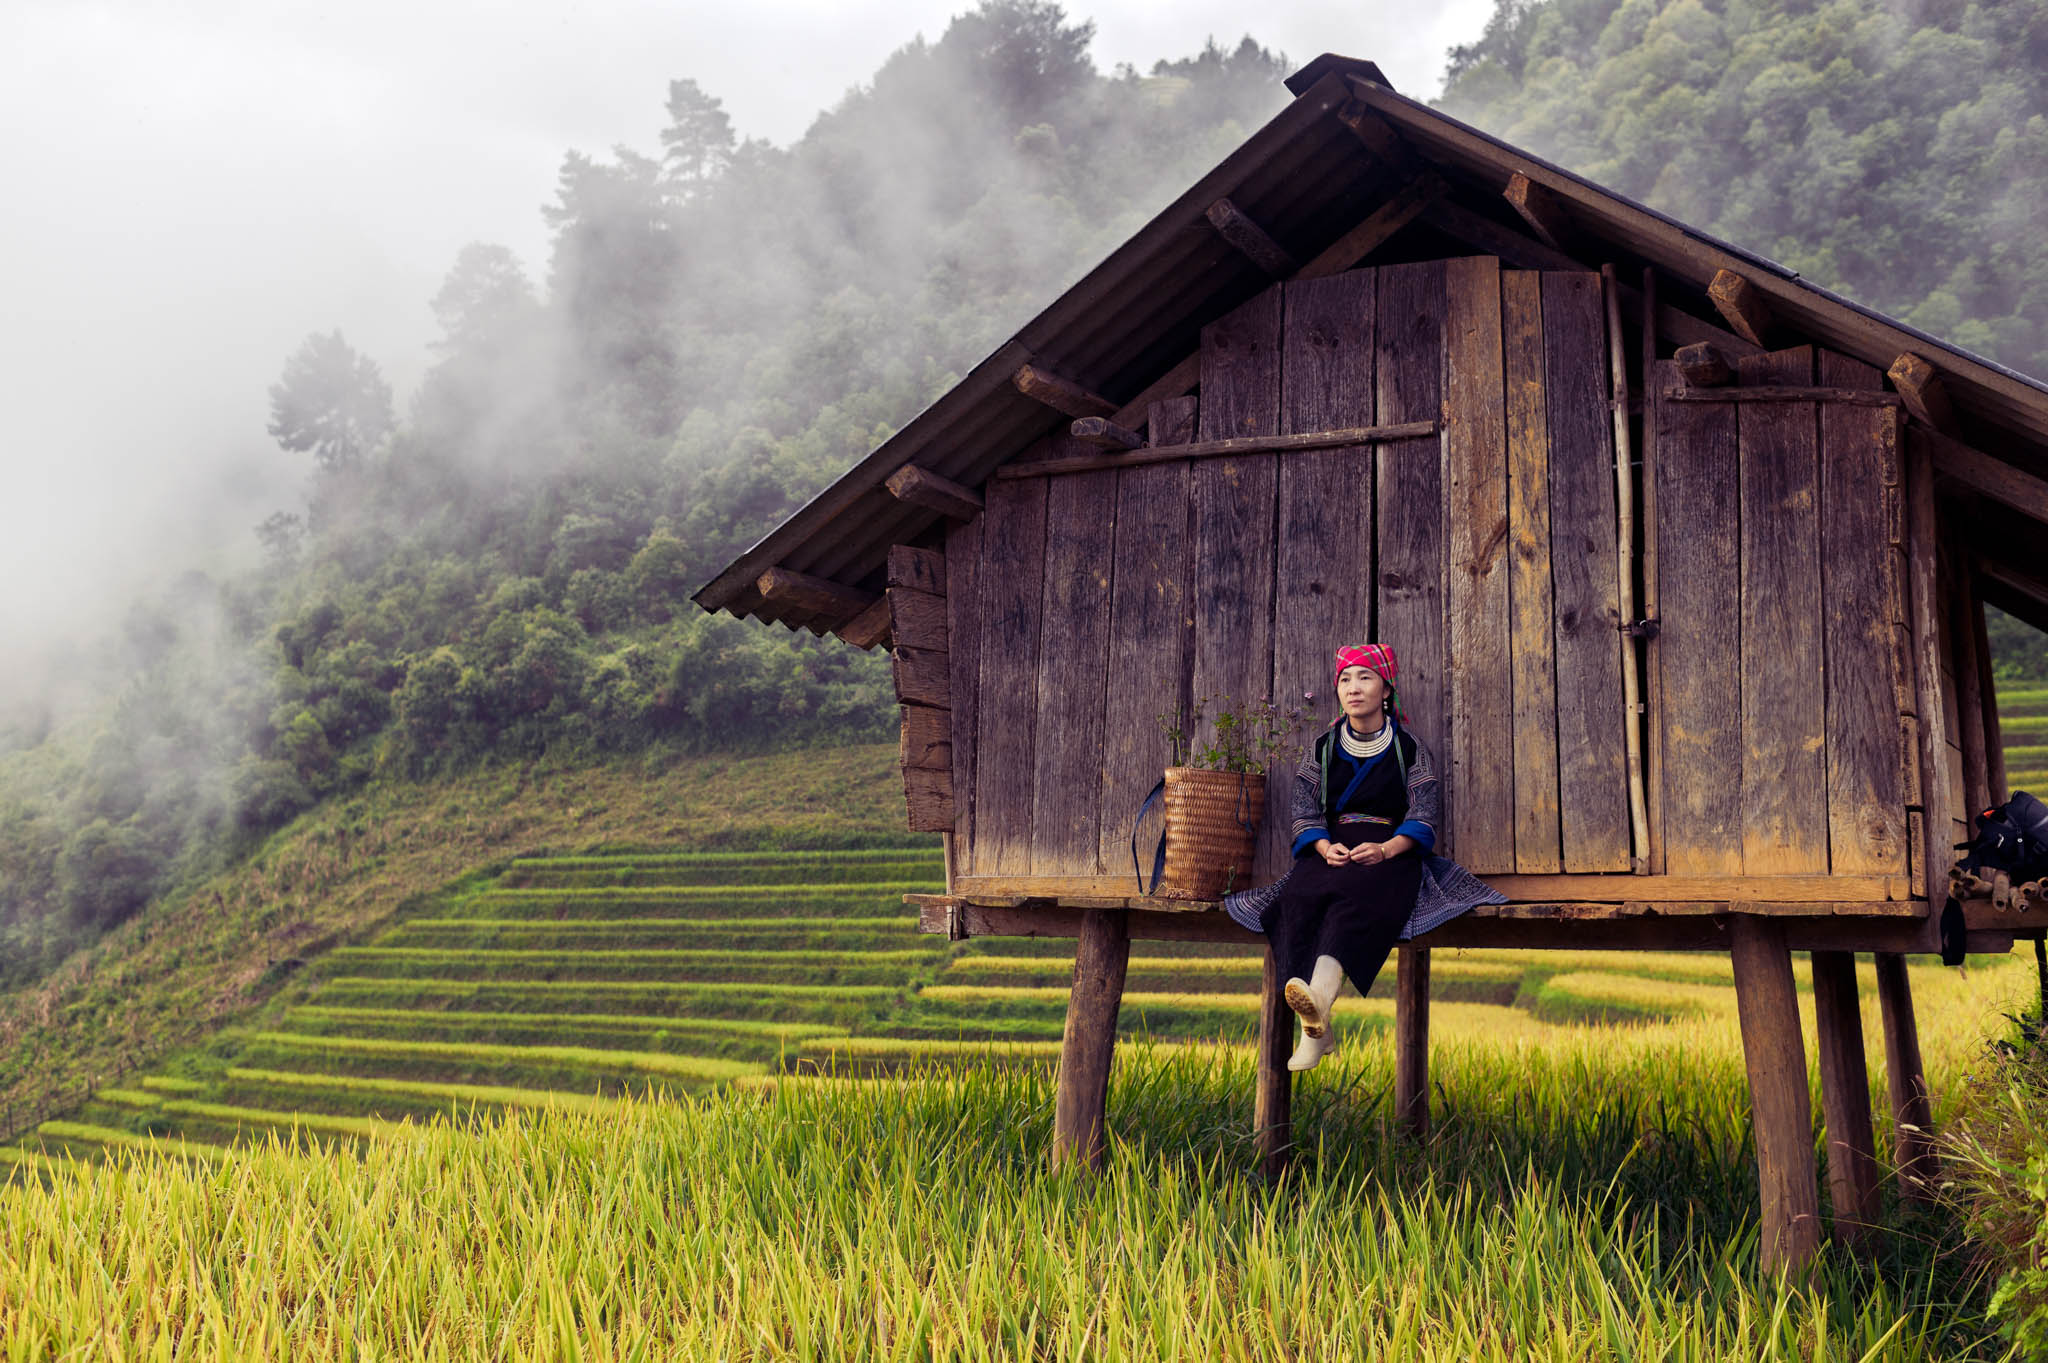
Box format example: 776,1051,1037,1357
1158,767,1266,900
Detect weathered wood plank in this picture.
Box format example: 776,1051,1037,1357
900,703,952,772
1266,271,1377,881
1646,360,1728,871
1665,386,1902,406
1950,553,1992,814
1504,272,1561,874
1918,424,2048,522
1640,270,1666,875
886,586,949,654
952,870,1909,903
946,517,982,868
892,646,950,709
1818,350,1908,877
1032,465,1118,873
974,474,1049,875
1374,260,1449,819
1443,256,1515,875
1544,272,1630,872
1739,346,1828,874
902,766,954,833
1604,266,1651,873
994,422,1435,480
1050,909,1130,1171
1730,914,1823,1271
885,464,983,520
1973,591,2008,804
1097,399,1196,878
887,545,946,595
1191,288,1281,766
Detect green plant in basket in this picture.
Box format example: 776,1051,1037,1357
1158,694,1303,774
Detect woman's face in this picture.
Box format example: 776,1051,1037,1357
1336,665,1386,727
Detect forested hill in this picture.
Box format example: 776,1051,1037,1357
3,0,2046,984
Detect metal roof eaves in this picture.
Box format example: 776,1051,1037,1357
1360,78,2048,401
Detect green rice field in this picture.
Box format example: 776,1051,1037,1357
2,832,2044,1355
2001,682,2048,793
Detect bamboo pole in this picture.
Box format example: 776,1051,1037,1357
1639,266,1665,873
1603,264,1653,873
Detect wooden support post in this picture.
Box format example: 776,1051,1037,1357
1907,435,1961,908
1951,551,1993,815
1206,197,1298,277
1051,909,1131,1171
1708,269,1773,347
1874,952,1937,1202
1674,342,1733,387
1889,353,1956,432
1809,950,1881,1248
1395,946,1431,1137
1729,914,1822,1271
1253,947,1293,1179
1972,586,2008,804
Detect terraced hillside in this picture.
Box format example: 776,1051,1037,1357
4,838,2036,1169
2001,681,2048,795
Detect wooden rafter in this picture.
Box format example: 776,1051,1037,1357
1918,426,2048,524
884,463,983,520
1674,341,1733,387
1294,173,1447,280
1069,416,1142,450
1205,197,1298,276
1503,171,1574,251
1889,352,1957,432
833,597,892,650
1012,362,1116,419
1708,269,1773,346
994,421,1436,481
754,567,874,623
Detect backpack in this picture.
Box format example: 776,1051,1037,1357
1940,790,2048,964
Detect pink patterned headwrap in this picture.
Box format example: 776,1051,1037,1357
1334,643,1404,722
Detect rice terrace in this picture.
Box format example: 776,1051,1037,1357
8,7,2048,1361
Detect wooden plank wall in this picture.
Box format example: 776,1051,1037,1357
960,259,1639,882
1649,347,1915,882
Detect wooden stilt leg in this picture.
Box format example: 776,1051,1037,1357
1874,951,1937,1202
1809,950,1881,1247
1051,909,1130,1171
1395,946,1431,1138
1253,947,1293,1179
1730,915,1822,1271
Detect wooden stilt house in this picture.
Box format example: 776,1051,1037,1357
695,55,2048,1270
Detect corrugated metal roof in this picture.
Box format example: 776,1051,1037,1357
696,56,2048,634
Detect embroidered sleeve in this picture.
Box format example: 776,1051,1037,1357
1396,737,1439,852
1289,744,1327,858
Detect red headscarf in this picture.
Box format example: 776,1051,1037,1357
1334,643,1404,723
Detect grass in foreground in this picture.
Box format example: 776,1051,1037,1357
0,1038,2012,1361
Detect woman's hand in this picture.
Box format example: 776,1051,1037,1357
1315,838,1351,867
1338,836,1416,868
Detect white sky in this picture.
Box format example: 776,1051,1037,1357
0,0,1494,660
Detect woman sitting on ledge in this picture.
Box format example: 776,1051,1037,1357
1224,643,1506,1071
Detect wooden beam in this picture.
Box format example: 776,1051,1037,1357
1051,909,1130,1171
1503,171,1574,251
1674,342,1733,387
1707,269,1773,347
1906,437,1961,919
886,586,948,654
1107,353,1202,431
1069,416,1143,451
1662,385,1903,407
1206,197,1298,276
891,646,949,709
753,567,874,623
994,421,1436,481
1916,425,2048,523
1395,947,1431,1137
1420,199,1761,357
952,871,1911,902
833,597,892,650
1013,362,1116,419
1334,97,1420,175
884,464,982,520
1253,949,1292,1179
902,767,953,832
899,703,952,772
1889,352,1956,432
1295,174,1448,280
1730,914,1823,1271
